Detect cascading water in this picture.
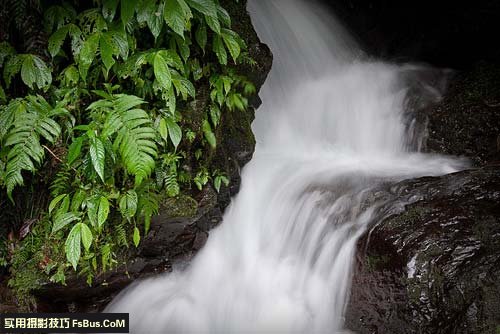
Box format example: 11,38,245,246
106,0,465,332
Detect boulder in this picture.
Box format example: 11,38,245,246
346,167,500,334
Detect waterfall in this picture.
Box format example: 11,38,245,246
106,0,465,332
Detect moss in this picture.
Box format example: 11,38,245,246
366,254,391,271
385,205,428,231
160,194,199,220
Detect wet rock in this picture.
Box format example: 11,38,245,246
421,62,500,165
346,167,500,334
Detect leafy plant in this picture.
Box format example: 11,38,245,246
0,0,257,300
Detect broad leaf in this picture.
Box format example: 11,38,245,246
80,223,93,251
210,104,221,127
78,33,100,80
20,55,52,90
165,117,182,149
65,223,82,270
164,0,191,37
52,212,80,233
49,193,68,215
48,25,69,58
67,136,85,164
195,24,207,52
102,0,119,21
204,14,220,34
100,33,118,75
221,29,241,63
121,0,136,25
133,226,140,247
119,190,138,219
212,35,227,65
202,119,216,149
159,117,168,143
97,196,110,228
153,52,172,90
89,136,106,182
185,0,217,18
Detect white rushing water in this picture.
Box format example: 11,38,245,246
106,0,465,332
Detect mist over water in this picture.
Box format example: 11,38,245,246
106,0,465,332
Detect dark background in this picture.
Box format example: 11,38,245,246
321,0,500,68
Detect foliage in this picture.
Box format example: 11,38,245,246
0,0,256,297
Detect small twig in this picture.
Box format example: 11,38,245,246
42,145,78,172
42,145,63,163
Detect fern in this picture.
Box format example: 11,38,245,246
50,165,72,197
89,93,158,185
2,96,68,199
116,222,128,247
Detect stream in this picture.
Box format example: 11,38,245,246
105,0,464,332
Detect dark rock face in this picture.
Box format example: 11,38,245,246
33,0,272,312
327,2,500,331
346,167,500,333
422,62,500,165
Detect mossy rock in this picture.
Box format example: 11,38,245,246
159,195,198,220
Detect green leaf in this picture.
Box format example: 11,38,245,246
164,0,192,37
0,42,15,67
204,14,220,34
119,190,138,219
0,84,5,103
89,136,105,182
110,31,129,59
221,29,241,63
165,117,182,149
78,33,100,81
102,0,119,21
65,223,82,270
97,196,110,228
186,0,217,18
3,55,23,87
195,24,207,51
159,117,168,143
133,226,140,247
217,6,231,27
214,175,229,192
67,136,84,164
48,25,69,58
153,52,172,91
49,194,68,215
71,189,86,212
202,119,216,149
20,55,52,90
100,33,117,75
175,35,191,62
149,3,164,39
52,212,80,233
80,223,93,251
210,104,221,127
214,176,221,192
172,73,195,100
212,34,227,65
62,65,80,86
97,94,157,185
87,196,99,227
121,0,136,25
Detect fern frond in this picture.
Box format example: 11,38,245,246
50,165,71,197
2,95,67,199
90,94,158,186
115,222,128,247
